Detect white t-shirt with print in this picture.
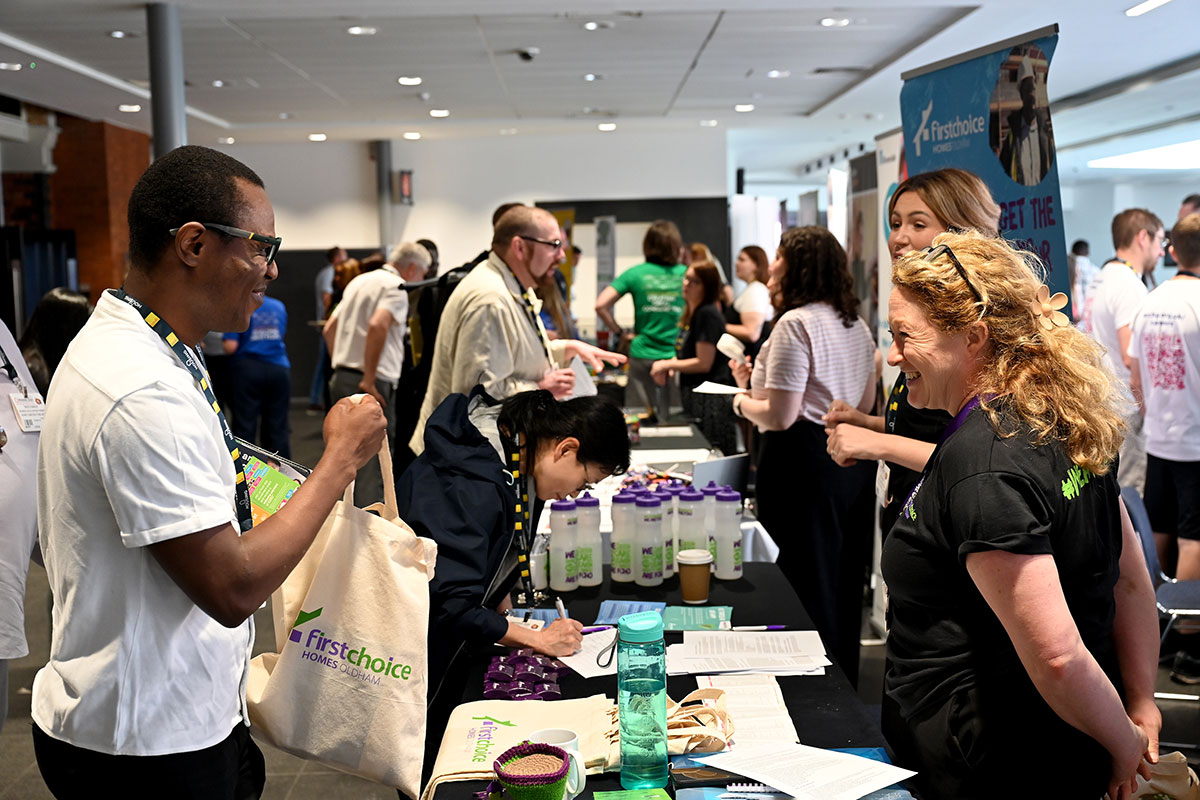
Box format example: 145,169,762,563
1081,260,1147,385
32,291,253,756
1130,279,1200,461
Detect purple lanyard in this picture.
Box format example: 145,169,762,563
939,395,981,444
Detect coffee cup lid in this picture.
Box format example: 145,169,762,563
676,548,714,565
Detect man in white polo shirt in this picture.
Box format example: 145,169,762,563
324,240,430,504
1081,207,1165,493
31,145,386,798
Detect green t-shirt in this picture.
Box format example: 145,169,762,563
610,261,687,360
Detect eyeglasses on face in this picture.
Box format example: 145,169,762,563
169,222,282,264
519,234,564,251
921,244,984,306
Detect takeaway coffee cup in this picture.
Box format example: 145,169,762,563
677,549,714,604
528,728,585,800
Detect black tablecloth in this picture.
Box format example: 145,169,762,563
428,562,885,798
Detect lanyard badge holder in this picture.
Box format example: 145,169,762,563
0,341,42,446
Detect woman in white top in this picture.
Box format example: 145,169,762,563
724,245,774,357
730,226,875,685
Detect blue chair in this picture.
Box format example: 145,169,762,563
1122,485,1200,650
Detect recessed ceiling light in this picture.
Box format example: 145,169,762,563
308,133,327,142
118,104,141,113
279,112,292,120
429,109,450,118
398,76,423,86
0,63,22,72
734,103,755,113
700,119,719,127
583,73,604,81
597,123,616,132
499,128,518,135
211,79,227,88
108,30,136,39
820,17,851,27
347,25,377,36
218,137,236,144
403,131,421,140
766,69,790,79
583,21,600,31
1125,0,1173,15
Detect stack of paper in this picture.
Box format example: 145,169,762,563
696,674,798,745
695,743,916,800
666,631,830,676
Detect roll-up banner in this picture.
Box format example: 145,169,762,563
900,24,1069,312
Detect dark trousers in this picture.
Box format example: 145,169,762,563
33,722,265,800
756,420,874,686
329,366,397,506
231,358,291,458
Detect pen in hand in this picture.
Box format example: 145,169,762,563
555,597,568,620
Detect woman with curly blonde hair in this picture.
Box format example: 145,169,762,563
881,231,1160,799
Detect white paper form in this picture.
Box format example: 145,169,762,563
667,632,830,676
692,381,747,395
567,356,598,398
697,674,799,744
685,631,826,656
667,647,830,676
696,743,916,800
558,629,619,679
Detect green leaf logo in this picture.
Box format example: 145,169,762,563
293,607,323,628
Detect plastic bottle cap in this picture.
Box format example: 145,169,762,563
716,489,741,502
635,495,662,507
678,488,704,502
658,484,683,496
550,499,576,510
618,609,664,642
612,492,638,504
627,485,649,494
574,491,600,507
701,481,721,496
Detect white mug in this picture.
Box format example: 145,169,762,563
529,727,586,800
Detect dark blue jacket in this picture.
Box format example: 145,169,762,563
395,387,520,693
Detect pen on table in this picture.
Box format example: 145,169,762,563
731,625,786,631
581,625,613,634
555,597,568,621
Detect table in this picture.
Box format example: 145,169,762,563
429,563,886,799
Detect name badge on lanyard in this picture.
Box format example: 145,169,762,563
9,392,45,432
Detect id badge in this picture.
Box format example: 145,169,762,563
875,460,891,508
9,392,45,432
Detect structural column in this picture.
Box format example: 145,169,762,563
147,3,187,158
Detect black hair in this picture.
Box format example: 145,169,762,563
416,238,439,270
498,390,630,476
17,287,92,395
776,226,860,327
1071,239,1089,255
127,145,264,272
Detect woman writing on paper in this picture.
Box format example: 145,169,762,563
823,167,1001,536
881,232,1160,799
650,262,736,453
727,227,876,685
396,387,630,693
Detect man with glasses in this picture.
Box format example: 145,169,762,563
324,240,431,504
1081,207,1165,493
30,145,386,798
410,205,624,455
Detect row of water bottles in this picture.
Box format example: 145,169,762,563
545,480,743,592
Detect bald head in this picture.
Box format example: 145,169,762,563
492,206,558,254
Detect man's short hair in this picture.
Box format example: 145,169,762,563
388,241,432,271
127,145,264,272
1182,194,1200,209
1071,239,1089,256
492,206,552,251
1111,208,1163,251
492,202,525,227
1172,213,1200,270
325,245,343,263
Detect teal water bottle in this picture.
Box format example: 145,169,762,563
617,610,668,789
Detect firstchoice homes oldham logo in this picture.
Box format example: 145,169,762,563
288,607,417,684
467,715,516,763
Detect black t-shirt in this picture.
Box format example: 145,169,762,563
882,373,952,532
676,303,731,390
883,402,1123,723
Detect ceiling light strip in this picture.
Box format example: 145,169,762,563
0,29,231,129
663,10,724,116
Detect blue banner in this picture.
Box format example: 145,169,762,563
900,31,1068,309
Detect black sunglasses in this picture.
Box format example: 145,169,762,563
519,234,564,250
921,244,983,306
169,222,282,264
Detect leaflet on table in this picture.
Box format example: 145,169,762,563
667,632,830,676
694,743,916,800
663,605,732,631
558,629,619,679
696,675,798,745
511,608,565,624
236,439,310,527
593,600,666,625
